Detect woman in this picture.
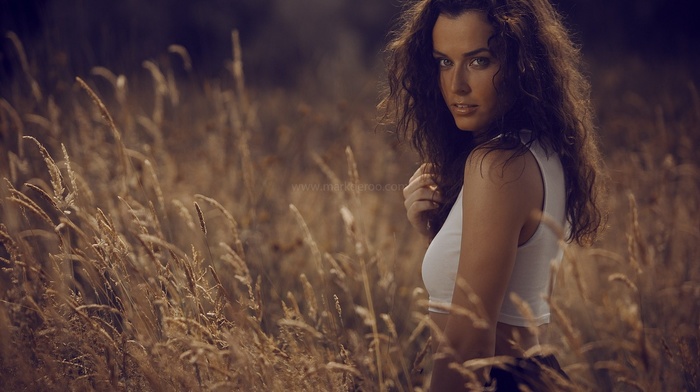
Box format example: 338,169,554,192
381,0,604,390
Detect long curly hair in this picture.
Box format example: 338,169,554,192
380,0,605,245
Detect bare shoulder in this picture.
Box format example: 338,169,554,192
464,146,540,189
461,144,543,246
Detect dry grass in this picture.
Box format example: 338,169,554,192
1,34,699,391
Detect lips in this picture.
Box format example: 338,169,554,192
452,103,478,115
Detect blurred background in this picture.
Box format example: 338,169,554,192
1,0,698,91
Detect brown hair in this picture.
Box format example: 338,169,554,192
380,0,605,245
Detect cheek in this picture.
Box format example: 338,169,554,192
438,75,448,101
475,77,498,106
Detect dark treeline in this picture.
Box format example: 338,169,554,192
1,0,698,90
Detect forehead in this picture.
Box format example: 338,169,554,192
432,11,494,52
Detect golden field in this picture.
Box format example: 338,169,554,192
1,31,699,391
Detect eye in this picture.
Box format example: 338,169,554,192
436,58,453,68
469,57,491,68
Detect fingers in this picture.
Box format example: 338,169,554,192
403,173,439,199
404,163,442,212
406,199,440,218
406,200,439,236
403,185,443,211
404,163,442,236
409,162,436,182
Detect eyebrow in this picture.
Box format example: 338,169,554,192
432,47,491,58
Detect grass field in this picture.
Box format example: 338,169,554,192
1,32,699,391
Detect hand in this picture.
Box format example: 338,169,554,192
403,163,443,237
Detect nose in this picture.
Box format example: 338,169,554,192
449,67,471,94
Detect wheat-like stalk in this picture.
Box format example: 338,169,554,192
5,31,42,102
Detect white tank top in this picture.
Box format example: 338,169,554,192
421,131,566,326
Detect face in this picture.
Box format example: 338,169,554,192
432,11,504,134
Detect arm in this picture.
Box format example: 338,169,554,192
429,148,543,391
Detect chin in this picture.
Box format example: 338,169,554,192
454,122,482,133
457,125,476,131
